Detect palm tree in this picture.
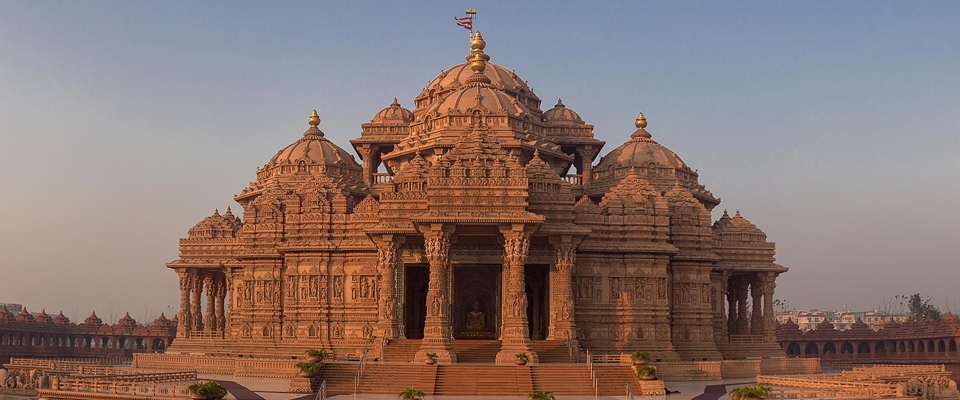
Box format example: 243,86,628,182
399,387,425,400
528,391,555,400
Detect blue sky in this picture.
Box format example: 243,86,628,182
1,1,958,320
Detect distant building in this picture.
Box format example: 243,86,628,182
0,303,23,314
777,309,907,331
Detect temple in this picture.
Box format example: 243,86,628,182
164,32,787,363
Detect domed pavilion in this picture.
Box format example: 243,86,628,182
165,32,786,362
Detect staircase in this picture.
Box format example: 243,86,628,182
530,365,594,395
531,340,575,363
434,365,533,396
357,364,437,394
595,364,640,394
449,339,500,363
315,363,358,394
381,339,421,362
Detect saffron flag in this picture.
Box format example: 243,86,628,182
455,16,472,30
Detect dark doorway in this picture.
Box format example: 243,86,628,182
404,265,429,339
453,265,500,339
525,264,550,340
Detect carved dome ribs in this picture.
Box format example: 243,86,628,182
589,113,718,209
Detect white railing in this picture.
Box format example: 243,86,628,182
626,383,636,400
353,349,368,397
315,380,327,400
564,337,575,362
562,174,583,186
585,350,598,400
372,173,393,184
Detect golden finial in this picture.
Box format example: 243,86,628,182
471,31,486,51
635,112,647,129
308,110,320,127
470,52,486,73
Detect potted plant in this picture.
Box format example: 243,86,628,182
636,365,657,381
515,352,530,366
630,351,651,366
399,387,426,400
528,391,556,400
187,381,227,400
305,349,329,363
295,361,320,378
729,384,772,400
424,352,438,365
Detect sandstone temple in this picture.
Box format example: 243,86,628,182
165,32,788,363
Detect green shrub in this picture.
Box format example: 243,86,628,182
630,351,651,362
305,349,329,360
399,387,425,400
294,361,320,375
729,384,772,399
528,391,556,400
636,365,657,377
425,352,438,360
515,352,530,362
187,381,227,397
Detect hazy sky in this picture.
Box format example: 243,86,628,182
1,1,958,322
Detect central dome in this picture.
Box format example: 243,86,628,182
414,33,541,114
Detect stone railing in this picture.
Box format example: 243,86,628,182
372,173,393,184
728,334,765,344
134,353,299,378
656,358,820,381
44,377,193,398
561,174,582,186
8,357,130,368
756,374,902,399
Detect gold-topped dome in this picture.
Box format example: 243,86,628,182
415,32,540,113
542,98,585,125
264,110,362,177
596,114,686,171
370,98,414,124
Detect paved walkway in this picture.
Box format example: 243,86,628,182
215,380,266,400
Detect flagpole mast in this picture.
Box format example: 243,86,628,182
466,8,477,38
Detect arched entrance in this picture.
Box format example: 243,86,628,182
453,265,501,339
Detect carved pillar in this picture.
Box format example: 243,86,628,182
177,269,193,338
578,148,594,187
762,273,778,342
215,275,226,333
375,235,405,340
549,236,581,342
711,271,726,344
726,276,737,336
415,224,456,363
191,272,204,333
496,224,537,364
359,145,373,185
750,275,763,335
224,272,234,338
204,274,216,332
736,277,749,335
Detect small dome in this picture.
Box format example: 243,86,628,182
595,126,688,172
712,210,768,241
35,309,53,325
261,111,363,180
54,311,70,325
0,306,14,323
371,98,413,124
16,308,34,323
82,311,103,327
152,313,173,328
116,312,137,328
188,207,242,239
542,98,584,125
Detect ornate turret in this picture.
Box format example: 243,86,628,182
116,312,138,328
35,309,53,325
16,307,34,323
82,311,103,327
53,311,70,325
0,306,14,323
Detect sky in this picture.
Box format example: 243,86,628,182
0,1,958,322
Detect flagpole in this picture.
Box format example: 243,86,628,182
466,8,477,39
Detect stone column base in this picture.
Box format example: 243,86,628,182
495,337,538,365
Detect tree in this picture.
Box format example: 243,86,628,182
907,293,942,322
877,294,908,315
772,298,792,313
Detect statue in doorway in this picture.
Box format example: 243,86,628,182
465,301,485,331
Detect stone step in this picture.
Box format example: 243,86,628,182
382,339,421,363
434,365,532,396
449,339,500,364
357,364,437,394
531,340,576,363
